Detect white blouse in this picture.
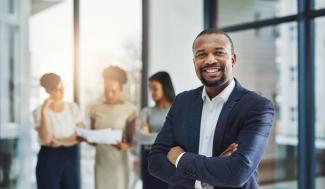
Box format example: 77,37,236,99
33,102,83,142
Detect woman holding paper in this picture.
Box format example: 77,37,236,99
135,71,175,189
32,73,83,189
89,66,137,189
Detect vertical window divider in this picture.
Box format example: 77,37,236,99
297,0,316,188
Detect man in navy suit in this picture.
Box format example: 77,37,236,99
148,28,275,189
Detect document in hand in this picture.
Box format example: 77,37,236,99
76,128,123,144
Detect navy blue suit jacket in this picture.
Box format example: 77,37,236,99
148,80,275,189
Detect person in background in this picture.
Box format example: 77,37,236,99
135,71,175,189
33,73,84,189
89,66,137,189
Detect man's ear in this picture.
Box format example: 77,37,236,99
231,54,237,67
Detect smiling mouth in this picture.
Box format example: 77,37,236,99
202,67,222,73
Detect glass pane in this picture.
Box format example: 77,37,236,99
315,0,325,9
218,0,297,28
80,0,142,188
230,22,298,188
315,17,325,189
30,0,74,104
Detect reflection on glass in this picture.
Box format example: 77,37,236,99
218,0,297,28
315,18,325,189
230,22,298,188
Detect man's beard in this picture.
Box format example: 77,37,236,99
199,65,227,87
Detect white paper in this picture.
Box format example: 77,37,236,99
76,128,123,144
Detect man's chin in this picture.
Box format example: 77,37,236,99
201,79,223,87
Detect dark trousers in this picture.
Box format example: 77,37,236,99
141,145,168,189
36,145,80,189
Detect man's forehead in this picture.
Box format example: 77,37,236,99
193,33,231,51
196,33,229,43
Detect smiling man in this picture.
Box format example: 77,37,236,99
147,29,275,189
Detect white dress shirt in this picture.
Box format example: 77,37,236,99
176,79,235,189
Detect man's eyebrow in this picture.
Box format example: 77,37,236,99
195,47,226,54
214,47,226,50
195,49,205,54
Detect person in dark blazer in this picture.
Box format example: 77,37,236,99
147,29,275,189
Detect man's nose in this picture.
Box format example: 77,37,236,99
206,53,217,64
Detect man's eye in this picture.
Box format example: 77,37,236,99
215,51,225,55
196,53,205,58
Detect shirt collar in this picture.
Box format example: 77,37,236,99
201,79,235,103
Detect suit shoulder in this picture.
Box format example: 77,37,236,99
175,86,203,99
244,90,273,108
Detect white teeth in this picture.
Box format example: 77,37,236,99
204,68,221,73
206,69,217,73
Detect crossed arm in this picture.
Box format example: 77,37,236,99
148,98,274,187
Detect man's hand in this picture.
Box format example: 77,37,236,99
166,143,238,167
219,143,238,157
167,146,185,166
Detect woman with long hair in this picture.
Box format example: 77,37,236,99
136,71,175,189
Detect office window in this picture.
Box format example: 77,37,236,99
218,0,297,28
79,1,142,188
315,17,325,189
80,0,142,109
30,0,74,103
230,22,298,188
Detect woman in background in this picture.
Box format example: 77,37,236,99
89,66,137,189
136,71,175,189
33,73,83,189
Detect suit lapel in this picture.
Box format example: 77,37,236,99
212,80,247,156
188,87,203,154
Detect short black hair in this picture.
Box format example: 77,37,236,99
149,71,175,104
192,28,234,54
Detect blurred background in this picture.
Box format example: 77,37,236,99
0,0,325,189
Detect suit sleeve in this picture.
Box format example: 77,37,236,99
176,98,275,187
148,95,193,188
